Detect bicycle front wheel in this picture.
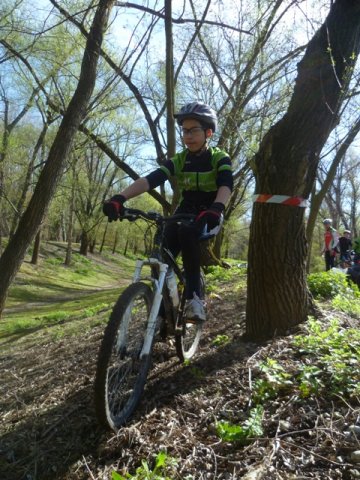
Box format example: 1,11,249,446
175,272,205,362
94,282,153,431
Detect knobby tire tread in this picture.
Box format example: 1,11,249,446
94,282,153,430
175,272,206,362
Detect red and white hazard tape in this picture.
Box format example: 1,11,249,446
252,194,308,207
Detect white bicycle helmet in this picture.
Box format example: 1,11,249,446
323,218,332,225
174,102,218,132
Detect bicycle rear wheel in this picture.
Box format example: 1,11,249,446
94,282,153,431
175,272,205,362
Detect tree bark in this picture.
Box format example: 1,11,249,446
64,162,76,266
246,0,360,339
0,0,115,316
31,230,41,265
79,231,89,256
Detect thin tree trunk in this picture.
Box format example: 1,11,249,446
0,0,115,317
9,122,49,236
112,229,118,254
80,231,89,256
99,221,109,254
246,0,360,340
64,163,76,266
31,229,41,265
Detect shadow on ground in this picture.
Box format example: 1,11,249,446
0,308,256,480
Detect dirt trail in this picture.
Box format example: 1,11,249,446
1,282,359,480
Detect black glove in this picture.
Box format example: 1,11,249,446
103,194,126,221
195,202,224,232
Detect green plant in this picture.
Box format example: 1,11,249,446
212,334,230,347
293,318,360,398
332,291,360,316
216,406,264,445
307,270,354,299
252,359,293,403
44,257,63,266
297,365,324,398
188,366,205,378
205,266,245,294
112,452,177,480
42,311,71,323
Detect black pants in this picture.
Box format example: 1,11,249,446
324,250,335,271
164,204,202,299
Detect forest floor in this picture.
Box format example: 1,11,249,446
0,255,360,480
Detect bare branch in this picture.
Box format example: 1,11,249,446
115,1,252,34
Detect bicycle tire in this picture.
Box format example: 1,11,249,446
175,272,206,362
94,282,154,431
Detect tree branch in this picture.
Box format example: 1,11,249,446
115,1,252,34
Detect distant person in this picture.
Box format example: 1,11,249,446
321,218,339,271
347,237,360,288
353,237,360,265
339,229,352,266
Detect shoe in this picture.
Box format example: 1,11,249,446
184,293,206,323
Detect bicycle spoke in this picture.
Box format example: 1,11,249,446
94,282,153,430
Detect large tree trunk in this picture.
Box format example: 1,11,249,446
246,0,360,339
0,0,115,317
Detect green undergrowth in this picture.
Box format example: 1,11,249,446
205,261,247,294
112,451,178,480
308,270,360,316
210,270,360,448
212,316,359,448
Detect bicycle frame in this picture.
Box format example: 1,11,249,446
116,208,194,359
95,208,204,430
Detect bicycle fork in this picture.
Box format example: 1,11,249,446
132,258,168,358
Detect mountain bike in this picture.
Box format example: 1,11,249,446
94,208,206,431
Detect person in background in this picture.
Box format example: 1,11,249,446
339,229,352,267
103,101,233,323
347,237,360,287
321,218,339,271
353,237,360,265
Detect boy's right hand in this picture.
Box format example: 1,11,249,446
103,194,126,221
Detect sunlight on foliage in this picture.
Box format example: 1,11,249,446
252,359,294,403
212,334,230,347
332,293,360,316
205,265,245,293
307,270,360,300
216,406,264,445
293,318,360,399
112,451,178,480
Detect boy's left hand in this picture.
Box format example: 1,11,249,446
195,202,224,232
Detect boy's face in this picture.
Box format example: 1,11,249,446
181,118,212,152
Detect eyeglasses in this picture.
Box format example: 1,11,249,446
180,127,205,137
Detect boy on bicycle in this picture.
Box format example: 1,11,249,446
103,101,233,322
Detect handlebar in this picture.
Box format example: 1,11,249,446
121,208,196,225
